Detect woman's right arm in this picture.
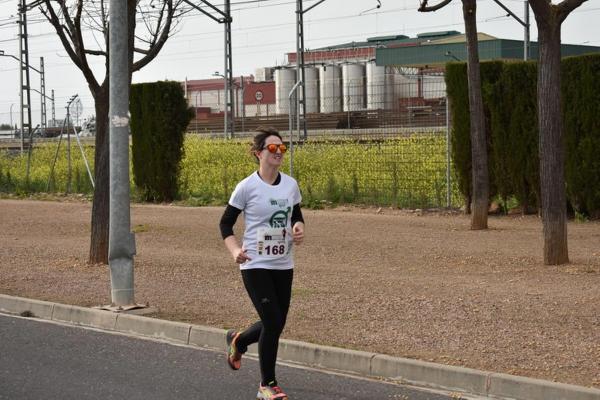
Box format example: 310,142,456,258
223,236,251,264
219,204,251,263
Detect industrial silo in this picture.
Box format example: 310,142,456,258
275,68,297,115
366,61,394,110
394,67,419,99
422,74,446,99
342,63,365,112
303,66,319,114
319,64,342,113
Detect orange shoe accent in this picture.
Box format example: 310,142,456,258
226,330,242,370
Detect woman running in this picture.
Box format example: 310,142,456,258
219,127,305,400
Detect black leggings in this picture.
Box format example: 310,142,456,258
236,268,293,386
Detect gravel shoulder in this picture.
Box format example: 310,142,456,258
1,198,599,389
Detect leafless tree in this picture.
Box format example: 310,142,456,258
419,0,488,229
38,0,185,264
528,0,587,265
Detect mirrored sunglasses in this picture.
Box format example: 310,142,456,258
263,143,287,154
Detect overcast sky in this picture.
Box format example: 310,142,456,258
0,0,597,126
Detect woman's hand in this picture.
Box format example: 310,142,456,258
224,236,251,264
292,222,305,245
233,246,251,264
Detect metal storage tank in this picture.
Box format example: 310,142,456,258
394,69,419,99
366,61,394,110
303,67,319,114
275,68,297,115
422,74,446,99
319,64,342,113
342,63,365,112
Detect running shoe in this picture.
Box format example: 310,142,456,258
256,383,288,400
226,329,242,370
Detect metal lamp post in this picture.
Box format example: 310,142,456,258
213,71,234,138
10,104,14,131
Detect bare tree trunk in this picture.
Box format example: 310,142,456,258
89,84,109,264
463,0,488,229
537,22,569,265
40,0,178,265
528,0,589,264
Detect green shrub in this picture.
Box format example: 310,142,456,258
130,81,194,202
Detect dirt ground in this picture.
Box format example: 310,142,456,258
1,198,599,389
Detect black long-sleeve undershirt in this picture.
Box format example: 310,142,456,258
220,171,304,239
219,203,304,240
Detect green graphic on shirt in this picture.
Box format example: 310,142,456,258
270,207,290,228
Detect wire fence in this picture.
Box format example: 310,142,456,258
187,73,448,133
0,73,461,209
186,73,459,209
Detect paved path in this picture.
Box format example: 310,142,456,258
0,314,453,400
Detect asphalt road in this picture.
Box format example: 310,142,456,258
0,313,455,400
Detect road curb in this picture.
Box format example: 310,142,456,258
1,294,599,400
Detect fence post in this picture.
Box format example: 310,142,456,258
446,96,451,208
288,80,302,178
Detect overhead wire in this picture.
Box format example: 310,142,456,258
1,0,598,110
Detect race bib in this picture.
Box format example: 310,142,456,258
257,227,289,258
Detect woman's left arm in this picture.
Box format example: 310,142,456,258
291,203,304,245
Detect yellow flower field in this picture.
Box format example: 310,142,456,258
1,133,461,208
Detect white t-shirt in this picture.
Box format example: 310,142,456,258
229,171,302,270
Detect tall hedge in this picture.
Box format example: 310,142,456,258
562,54,600,218
445,62,471,206
447,54,600,217
488,61,539,212
130,81,194,202
445,61,503,208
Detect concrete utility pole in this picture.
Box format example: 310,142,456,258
183,0,233,138
295,0,307,140
296,0,353,139
18,0,32,154
223,0,233,138
524,0,530,60
295,0,330,140
108,0,137,308
51,89,55,127
491,0,530,60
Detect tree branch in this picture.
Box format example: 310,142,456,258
152,1,167,47
418,0,454,12
41,1,100,92
57,0,77,39
132,0,175,72
556,0,588,23
134,47,150,55
85,49,107,56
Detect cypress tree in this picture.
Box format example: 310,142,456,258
130,81,194,202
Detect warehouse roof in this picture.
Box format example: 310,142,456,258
311,31,463,52
376,36,600,68
291,30,600,68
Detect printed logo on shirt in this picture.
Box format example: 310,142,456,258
269,198,289,208
270,207,290,228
